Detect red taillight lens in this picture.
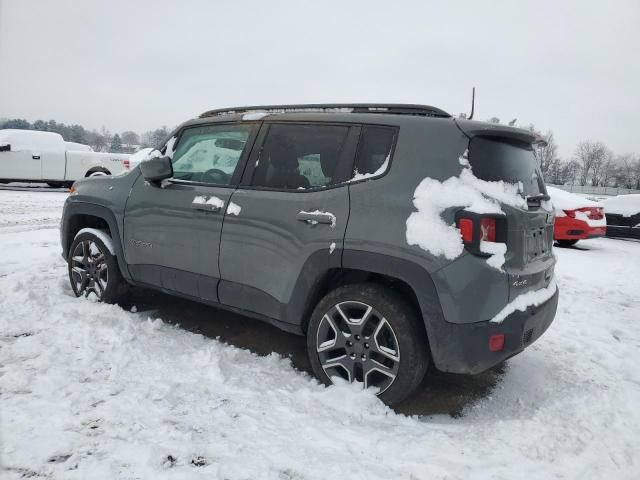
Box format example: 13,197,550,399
563,210,576,218
123,159,130,169
458,218,473,243
489,334,505,352
480,218,496,242
577,207,603,220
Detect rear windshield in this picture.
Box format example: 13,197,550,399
468,137,544,196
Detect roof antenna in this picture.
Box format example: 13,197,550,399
468,87,476,120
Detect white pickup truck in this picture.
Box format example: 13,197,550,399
0,129,130,187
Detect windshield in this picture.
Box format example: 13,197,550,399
468,137,545,197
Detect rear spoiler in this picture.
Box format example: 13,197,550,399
454,118,546,146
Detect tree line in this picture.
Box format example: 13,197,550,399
0,118,170,153
2,116,639,189
532,132,640,190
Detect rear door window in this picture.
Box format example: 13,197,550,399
468,137,544,196
252,124,351,190
352,126,397,178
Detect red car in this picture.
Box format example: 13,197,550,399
547,187,607,246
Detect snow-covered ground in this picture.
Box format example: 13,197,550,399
1,188,639,479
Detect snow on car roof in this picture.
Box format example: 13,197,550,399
601,194,640,217
547,186,601,212
0,129,65,153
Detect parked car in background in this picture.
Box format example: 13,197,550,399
547,186,606,246
123,147,153,171
0,129,129,187
60,103,558,405
602,194,640,240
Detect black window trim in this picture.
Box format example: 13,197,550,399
165,121,261,189
237,120,399,193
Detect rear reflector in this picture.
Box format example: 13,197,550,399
489,334,505,352
459,218,473,243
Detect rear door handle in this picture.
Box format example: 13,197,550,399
32,155,40,160
296,211,335,225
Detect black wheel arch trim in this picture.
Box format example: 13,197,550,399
61,201,131,280
340,249,447,366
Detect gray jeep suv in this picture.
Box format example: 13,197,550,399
60,104,558,405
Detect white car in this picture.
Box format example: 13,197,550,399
0,129,130,187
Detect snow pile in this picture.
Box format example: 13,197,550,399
1,189,640,478
406,160,526,260
299,209,337,228
491,279,558,323
480,240,507,270
226,201,241,216
601,194,640,217
242,111,270,121
193,195,225,209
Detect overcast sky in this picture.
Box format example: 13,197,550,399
1,0,638,157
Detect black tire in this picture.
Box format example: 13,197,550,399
306,283,429,406
557,239,578,247
67,231,127,304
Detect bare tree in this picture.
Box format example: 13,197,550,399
574,141,608,186
533,131,558,180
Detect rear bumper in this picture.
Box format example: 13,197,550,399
554,217,606,240
428,287,559,374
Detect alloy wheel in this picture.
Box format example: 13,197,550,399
316,300,400,393
70,239,109,300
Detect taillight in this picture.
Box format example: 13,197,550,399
480,218,496,242
456,213,505,256
563,210,576,218
459,218,473,243
123,158,130,170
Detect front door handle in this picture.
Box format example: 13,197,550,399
296,210,335,225
32,155,40,160
191,203,221,212
191,195,223,213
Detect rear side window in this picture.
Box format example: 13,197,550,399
353,126,396,178
252,124,350,190
469,137,544,196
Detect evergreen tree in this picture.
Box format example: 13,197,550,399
110,133,123,153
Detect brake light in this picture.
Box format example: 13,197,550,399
480,218,496,242
459,218,473,243
563,210,576,218
123,158,131,170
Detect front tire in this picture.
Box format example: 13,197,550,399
67,231,127,303
306,283,429,406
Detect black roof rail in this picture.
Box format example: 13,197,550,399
199,103,451,119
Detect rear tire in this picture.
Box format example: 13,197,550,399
556,239,578,247
68,231,127,304
306,283,429,406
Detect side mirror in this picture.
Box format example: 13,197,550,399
0,143,10,152
140,155,173,182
